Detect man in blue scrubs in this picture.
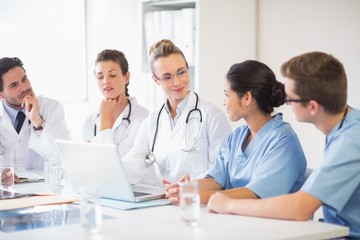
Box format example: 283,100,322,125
207,52,360,239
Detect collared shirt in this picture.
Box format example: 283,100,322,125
164,91,191,129
2,101,26,129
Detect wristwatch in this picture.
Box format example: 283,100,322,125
33,119,45,131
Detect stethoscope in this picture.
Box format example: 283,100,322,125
145,92,203,165
93,98,131,136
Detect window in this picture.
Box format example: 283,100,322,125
0,0,86,101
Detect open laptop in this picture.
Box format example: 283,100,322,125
54,139,165,203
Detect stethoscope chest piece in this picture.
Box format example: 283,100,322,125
145,152,156,165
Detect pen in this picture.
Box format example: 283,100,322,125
18,177,45,183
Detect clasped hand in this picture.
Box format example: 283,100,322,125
1,169,19,185
163,174,190,204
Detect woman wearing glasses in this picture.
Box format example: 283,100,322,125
164,60,307,205
83,50,149,156
123,39,232,186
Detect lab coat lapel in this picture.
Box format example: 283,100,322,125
153,109,173,158
113,110,127,130
158,109,172,138
0,102,18,136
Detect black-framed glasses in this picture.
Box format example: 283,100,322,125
153,68,188,82
285,98,311,105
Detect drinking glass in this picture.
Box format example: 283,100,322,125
179,181,200,226
49,165,66,194
80,190,102,234
44,151,60,184
0,155,15,190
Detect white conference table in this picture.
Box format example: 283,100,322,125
0,182,350,240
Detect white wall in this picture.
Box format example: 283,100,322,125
197,0,257,112
66,0,360,169
257,0,360,168
64,0,143,140
0,0,87,102
175,0,360,169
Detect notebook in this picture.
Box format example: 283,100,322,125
54,139,165,203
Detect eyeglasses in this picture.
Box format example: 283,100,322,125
285,98,311,105
153,68,188,82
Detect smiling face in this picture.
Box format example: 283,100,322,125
94,60,129,100
224,81,247,122
152,53,190,106
0,66,32,110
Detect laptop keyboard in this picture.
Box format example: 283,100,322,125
133,191,151,197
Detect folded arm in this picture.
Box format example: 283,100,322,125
207,190,322,221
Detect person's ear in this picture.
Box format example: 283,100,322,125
309,100,321,116
244,91,252,107
124,72,130,85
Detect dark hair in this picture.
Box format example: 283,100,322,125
0,57,25,92
95,49,130,97
281,52,347,114
148,39,188,75
226,60,285,114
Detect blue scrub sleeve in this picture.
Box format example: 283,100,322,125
246,134,306,198
302,136,360,211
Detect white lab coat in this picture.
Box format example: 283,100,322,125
123,91,232,187
82,97,149,157
0,96,71,172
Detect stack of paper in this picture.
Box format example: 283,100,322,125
0,194,77,210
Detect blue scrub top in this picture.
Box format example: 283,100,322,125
302,108,360,238
206,113,307,198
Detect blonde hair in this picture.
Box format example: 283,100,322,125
148,39,188,74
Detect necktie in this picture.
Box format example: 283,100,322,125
15,111,26,133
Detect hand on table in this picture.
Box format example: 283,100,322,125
207,192,234,214
1,169,19,185
163,174,190,204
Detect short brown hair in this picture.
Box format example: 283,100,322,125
281,52,347,114
0,57,25,92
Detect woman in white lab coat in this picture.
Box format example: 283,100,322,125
82,50,149,157
123,39,232,187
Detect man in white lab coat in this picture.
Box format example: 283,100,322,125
0,57,71,176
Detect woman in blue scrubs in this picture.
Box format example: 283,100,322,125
164,60,307,205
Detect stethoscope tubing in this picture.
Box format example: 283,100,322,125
150,104,165,153
145,92,202,164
